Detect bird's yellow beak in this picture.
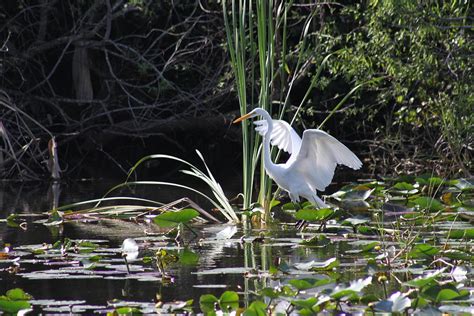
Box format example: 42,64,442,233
233,112,253,124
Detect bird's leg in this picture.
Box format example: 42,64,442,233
293,202,308,231
318,221,327,232
296,219,308,231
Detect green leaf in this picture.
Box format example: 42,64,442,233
331,276,372,300
199,294,218,313
244,300,267,316
153,209,199,228
298,307,320,315
411,197,444,212
436,289,463,302
115,306,142,315
178,248,199,265
200,294,219,304
441,249,473,261
421,283,468,303
77,241,100,249
393,182,416,191
0,300,31,314
357,225,381,235
6,214,20,228
362,241,380,252
408,244,439,259
340,186,374,200
343,217,370,226
294,208,333,222
448,229,474,239
6,288,32,301
291,297,317,309
0,289,32,313
300,234,331,247
259,288,280,299
289,278,332,291
219,291,239,312
44,209,63,226
416,177,444,187
282,202,298,211
405,269,444,288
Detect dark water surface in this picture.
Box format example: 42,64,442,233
0,179,345,313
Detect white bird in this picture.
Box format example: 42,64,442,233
234,108,362,208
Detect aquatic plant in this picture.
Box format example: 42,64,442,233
222,1,374,219
124,150,239,222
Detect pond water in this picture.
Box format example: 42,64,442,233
0,180,336,314
1,176,473,314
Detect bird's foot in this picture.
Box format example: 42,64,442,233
295,219,308,231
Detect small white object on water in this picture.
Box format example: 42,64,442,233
121,238,139,261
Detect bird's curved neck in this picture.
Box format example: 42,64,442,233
261,111,275,171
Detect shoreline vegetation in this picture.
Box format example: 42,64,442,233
0,1,471,181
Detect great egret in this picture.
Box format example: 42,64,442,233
234,108,362,208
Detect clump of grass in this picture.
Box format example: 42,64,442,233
46,150,237,224
121,150,239,223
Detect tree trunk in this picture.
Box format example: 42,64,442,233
72,43,93,100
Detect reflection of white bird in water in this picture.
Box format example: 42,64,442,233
234,108,362,208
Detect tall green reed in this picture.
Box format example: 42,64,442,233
223,1,314,215
223,1,366,219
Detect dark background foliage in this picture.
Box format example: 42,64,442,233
0,0,472,180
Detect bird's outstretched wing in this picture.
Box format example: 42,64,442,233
288,129,362,191
254,119,302,155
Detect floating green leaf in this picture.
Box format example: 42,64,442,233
411,197,445,212
0,288,32,314
289,277,332,291
441,249,473,261
291,297,317,309
259,288,280,299
44,210,63,226
114,306,142,315
416,177,445,187
5,289,32,301
153,209,199,227
178,248,199,265
392,182,419,194
199,294,218,313
408,244,439,259
219,291,239,312
331,276,372,300
244,300,267,316
6,214,21,228
0,300,31,314
448,229,474,239
300,235,331,247
422,283,469,303
405,269,445,288
294,208,333,222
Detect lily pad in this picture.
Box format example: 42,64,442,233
0,288,32,314
411,197,445,212
153,208,199,227
294,208,333,222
